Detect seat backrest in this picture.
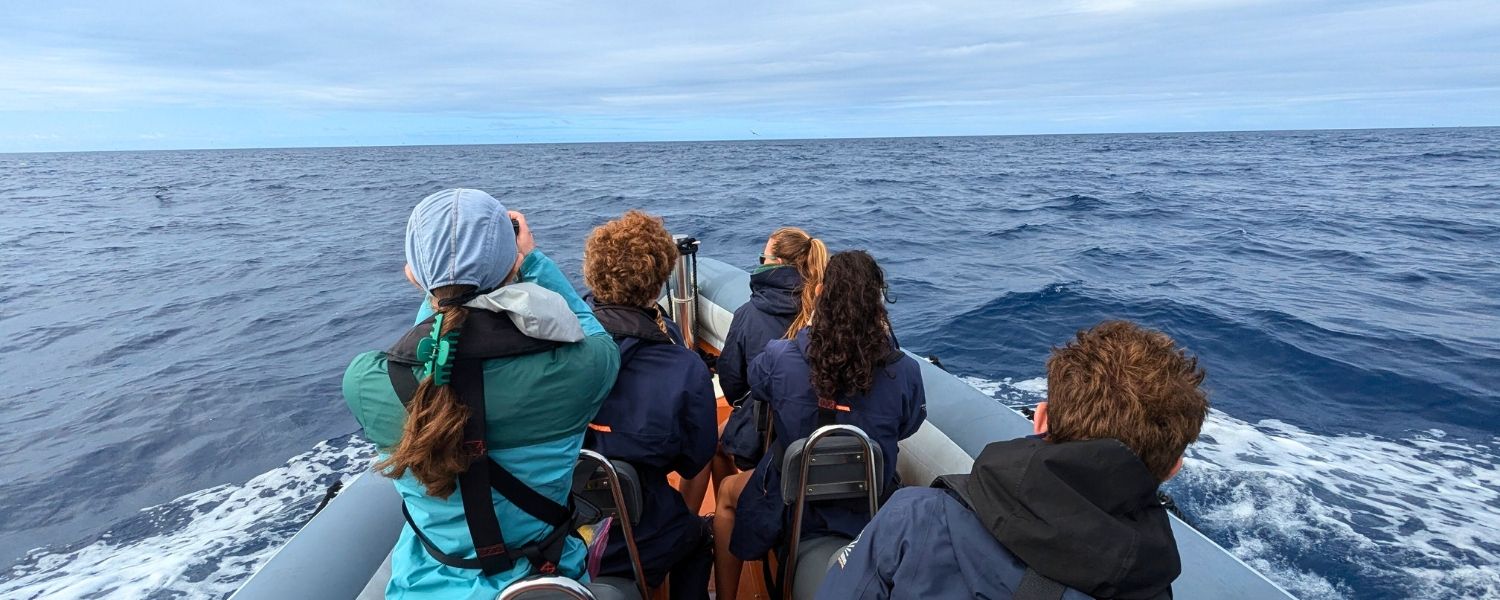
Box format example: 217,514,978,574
780,426,885,505
572,453,643,526
498,575,596,600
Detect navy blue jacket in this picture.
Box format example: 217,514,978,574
816,438,1180,600
586,305,718,586
729,329,927,560
718,266,802,404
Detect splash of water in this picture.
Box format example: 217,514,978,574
0,437,374,600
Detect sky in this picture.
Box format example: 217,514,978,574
1,0,1497,153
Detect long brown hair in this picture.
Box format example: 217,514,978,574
768,227,828,338
807,251,893,404
376,285,473,498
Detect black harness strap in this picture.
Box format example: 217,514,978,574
452,358,512,575
815,398,841,427
385,355,574,575
388,364,419,407
1014,568,1068,600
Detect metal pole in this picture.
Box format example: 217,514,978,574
670,235,700,350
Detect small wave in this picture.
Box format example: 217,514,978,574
983,223,1047,239
1051,194,1106,211
0,437,375,600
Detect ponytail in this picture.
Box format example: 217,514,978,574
376,285,473,498
768,227,829,338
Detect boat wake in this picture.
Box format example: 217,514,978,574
962,376,1500,600
0,437,375,600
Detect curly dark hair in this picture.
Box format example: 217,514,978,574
584,210,678,307
807,250,894,404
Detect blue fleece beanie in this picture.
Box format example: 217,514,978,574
404,188,517,293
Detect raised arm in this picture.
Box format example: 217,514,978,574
517,249,605,338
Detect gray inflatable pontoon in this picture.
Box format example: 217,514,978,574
231,256,1295,600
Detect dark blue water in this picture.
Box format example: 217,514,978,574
2,129,1497,599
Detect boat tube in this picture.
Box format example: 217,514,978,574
232,255,1294,600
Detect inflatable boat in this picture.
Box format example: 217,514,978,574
231,250,1295,600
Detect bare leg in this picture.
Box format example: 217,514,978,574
713,470,752,600
710,449,737,494
680,465,711,513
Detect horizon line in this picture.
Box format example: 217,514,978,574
4,123,1496,156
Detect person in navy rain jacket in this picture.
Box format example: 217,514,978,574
582,211,719,600
688,227,828,515
718,227,827,404
713,250,926,600
815,321,1210,600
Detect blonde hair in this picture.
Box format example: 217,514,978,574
768,227,828,338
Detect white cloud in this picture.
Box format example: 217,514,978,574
0,0,1495,150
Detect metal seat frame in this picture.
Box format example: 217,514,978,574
781,424,882,600
498,575,596,600
575,449,651,600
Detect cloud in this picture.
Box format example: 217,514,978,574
0,0,1496,150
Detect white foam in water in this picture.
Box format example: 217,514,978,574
960,376,1500,600
0,437,375,600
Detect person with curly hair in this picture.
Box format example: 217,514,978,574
816,321,1210,600
712,250,927,600
582,210,718,600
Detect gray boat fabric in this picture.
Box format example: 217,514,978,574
356,552,394,600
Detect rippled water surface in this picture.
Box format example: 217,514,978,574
2,129,1497,599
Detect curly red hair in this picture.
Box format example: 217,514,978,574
584,210,678,307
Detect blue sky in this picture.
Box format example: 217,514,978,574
1,0,1496,152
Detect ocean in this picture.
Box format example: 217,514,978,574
1,128,1496,599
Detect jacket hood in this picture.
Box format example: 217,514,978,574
592,304,673,345
749,267,802,317
968,437,1179,599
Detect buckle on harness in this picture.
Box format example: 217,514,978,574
539,561,558,574
464,440,487,457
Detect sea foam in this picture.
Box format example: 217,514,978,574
0,438,375,600
962,376,1500,600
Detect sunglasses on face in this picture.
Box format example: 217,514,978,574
759,254,776,265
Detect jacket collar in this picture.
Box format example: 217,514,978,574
593,303,673,345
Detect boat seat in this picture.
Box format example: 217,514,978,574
572,450,650,600
780,431,885,503
789,535,852,600
587,577,642,600
573,456,643,528
778,424,883,600
498,575,594,599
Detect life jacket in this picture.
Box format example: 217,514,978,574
384,310,573,576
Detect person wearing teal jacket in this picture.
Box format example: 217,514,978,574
343,188,619,600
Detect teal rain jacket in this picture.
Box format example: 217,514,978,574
343,250,620,600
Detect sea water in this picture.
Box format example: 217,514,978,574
1,129,1496,599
